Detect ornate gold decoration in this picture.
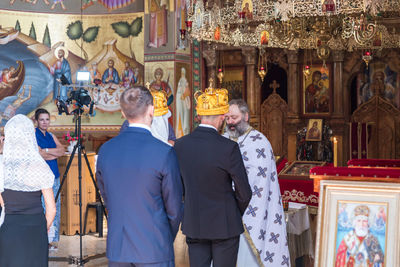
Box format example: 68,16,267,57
257,48,267,82
362,51,372,67
150,89,169,117
187,0,400,50
194,78,229,116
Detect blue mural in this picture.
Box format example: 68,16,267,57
0,40,53,125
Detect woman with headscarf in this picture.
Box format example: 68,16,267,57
0,114,56,267
34,108,65,250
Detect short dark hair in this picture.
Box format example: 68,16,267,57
35,108,50,121
229,99,250,118
120,86,153,120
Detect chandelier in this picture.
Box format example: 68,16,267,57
185,0,400,50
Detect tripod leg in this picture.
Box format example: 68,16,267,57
55,143,78,202
82,148,108,219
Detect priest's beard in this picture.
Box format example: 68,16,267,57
225,118,249,138
354,225,368,237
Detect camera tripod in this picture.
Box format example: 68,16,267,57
51,106,108,266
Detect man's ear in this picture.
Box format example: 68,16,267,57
148,105,155,117
245,112,249,122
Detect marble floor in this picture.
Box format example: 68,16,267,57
49,234,108,266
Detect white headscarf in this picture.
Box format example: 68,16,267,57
0,114,54,193
151,110,171,146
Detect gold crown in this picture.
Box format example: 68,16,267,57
354,205,370,217
146,82,168,117
195,79,229,116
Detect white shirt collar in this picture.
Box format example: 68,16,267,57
129,123,151,132
199,123,217,131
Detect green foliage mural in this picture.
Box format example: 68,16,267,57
66,20,100,62
43,25,51,47
111,17,143,60
29,22,36,41
15,20,21,32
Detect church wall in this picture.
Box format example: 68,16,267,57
144,0,194,138
0,2,144,138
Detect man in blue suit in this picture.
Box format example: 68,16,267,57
96,86,183,267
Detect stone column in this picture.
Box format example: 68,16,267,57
242,47,260,128
202,49,217,85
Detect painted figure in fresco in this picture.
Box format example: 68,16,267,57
10,0,50,4
51,0,66,10
242,1,253,19
1,85,32,121
358,66,399,107
121,61,134,88
175,67,191,137
1,67,18,84
260,31,269,45
50,47,72,101
372,70,397,106
336,205,384,267
150,68,173,106
90,62,102,85
176,0,188,49
149,0,168,48
133,67,142,85
102,59,120,85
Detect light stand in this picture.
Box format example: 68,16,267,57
51,97,107,266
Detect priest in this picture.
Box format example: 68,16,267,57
224,99,290,267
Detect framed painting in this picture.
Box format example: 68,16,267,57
279,160,326,180
315,180,400,267
306,119,323,141
220,67,245,101
302,64,332,116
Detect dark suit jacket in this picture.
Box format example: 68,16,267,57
96,126,183,263
174,126,252,239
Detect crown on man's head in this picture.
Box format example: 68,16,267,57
195,78,229,116
354,205,370,217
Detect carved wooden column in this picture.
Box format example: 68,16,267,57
331,50,347,166
242,47,260,128
286,50,301,161
202,49,217,85
332,50,345,119
287,50,300,119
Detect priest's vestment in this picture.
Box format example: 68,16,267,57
224,129,290,267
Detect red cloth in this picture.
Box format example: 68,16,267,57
279,179,319,207
348,159,400,168
277,159,319,206
310,166,400,178
276,158,288,174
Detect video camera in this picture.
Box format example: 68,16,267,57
56,72,95,115
68,88,92,107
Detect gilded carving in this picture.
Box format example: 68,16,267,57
241,47,257,65
202,49,217,67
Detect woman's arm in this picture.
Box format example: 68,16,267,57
42,188,56,231
0,193,3,207
40,134,65,160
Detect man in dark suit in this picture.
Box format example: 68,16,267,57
174,87,252,267
96,86,183,267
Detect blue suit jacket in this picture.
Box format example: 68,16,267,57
96,126,183,263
